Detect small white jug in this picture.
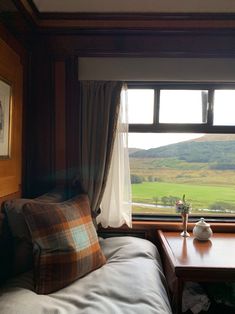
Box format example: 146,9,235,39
193,218,213,241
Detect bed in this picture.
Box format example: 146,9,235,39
0,192,172,314
0,236,172,314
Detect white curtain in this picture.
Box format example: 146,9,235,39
97,86,132,228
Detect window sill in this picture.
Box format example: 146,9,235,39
99,220,235,234
132,219,235,233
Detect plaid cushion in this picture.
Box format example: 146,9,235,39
1,188,68,275
22,194,106,294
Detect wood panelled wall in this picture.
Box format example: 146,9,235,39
0,25,24,203
24,45,55,197
25,42,79,197
54,61,66,185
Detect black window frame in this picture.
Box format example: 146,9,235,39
128,82,235,223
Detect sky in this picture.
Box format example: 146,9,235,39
127,89,235,149
128,133,203,149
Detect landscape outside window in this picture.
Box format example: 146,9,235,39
128,87,235,217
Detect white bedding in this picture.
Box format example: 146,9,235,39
0,236,172,314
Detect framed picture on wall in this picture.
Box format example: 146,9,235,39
0,78,12,158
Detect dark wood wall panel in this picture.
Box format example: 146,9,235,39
25,43,55,197
41,31,235,58
65,57,80,196
26,54,81,197
54,60,66,186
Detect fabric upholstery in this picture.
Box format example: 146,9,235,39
0,215,14,283
22,194,106,294
1,189,68,275
77,81,122,217
0,237,172,314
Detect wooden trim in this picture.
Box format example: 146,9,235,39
35,12,235,21
14,3,235,30
129,123,235,133
12,0,39,26
0,191,21,205
54,61,66,186
0,23,27,61
99,220,235,233
37,18,235,30
99,220,235,246
21,50,30,197
157,230,176,269
134,221,235,232
65,57,80,194
26,0,40,16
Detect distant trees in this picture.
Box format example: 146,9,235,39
153,195,180,206
210,163,235,170
131,174,143,184
161,195,179,206
147,175,155,182
131,175,162,184
147,175,162,182
152,196,159,204
209,202,235,212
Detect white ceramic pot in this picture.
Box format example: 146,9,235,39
193,218,213,241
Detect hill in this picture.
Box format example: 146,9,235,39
130,135,235,168
128,148,143,155
193,134,235,142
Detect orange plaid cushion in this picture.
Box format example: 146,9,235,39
22,195,106,294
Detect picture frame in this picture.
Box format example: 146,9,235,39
0,78,12,158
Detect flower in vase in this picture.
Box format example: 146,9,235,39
175,194,191,214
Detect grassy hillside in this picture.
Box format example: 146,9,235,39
130,158,235,185
130,140,235,167
130,134,235,216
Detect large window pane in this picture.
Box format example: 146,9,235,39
127,89,154,124
129,133,235,217
214,90,235,125
159,90,208,124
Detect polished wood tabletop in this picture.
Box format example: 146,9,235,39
158,231,235,279
158,230,235,313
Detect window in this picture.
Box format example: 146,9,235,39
214,90,235,126
159,90,208,124
128,89,154,124
128,83,235,219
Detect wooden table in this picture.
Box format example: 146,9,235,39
157,230,235,313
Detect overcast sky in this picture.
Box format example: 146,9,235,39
127,89,235,149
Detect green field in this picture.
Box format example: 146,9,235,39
130,155,235,216
132,181,235,207
132,181,235,215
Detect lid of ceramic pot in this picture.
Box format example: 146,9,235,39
195,217,210,227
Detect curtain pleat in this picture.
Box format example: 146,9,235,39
98,87,132,228
77,81,122,217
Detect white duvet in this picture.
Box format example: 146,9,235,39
0,236,172,314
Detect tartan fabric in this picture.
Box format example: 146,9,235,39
22,195,106,294
1,189,68,276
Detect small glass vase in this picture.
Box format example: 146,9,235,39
181,212,190,237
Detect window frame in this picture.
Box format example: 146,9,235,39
128,82,235,133
127,82,235,223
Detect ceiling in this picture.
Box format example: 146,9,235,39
31,0,235,13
